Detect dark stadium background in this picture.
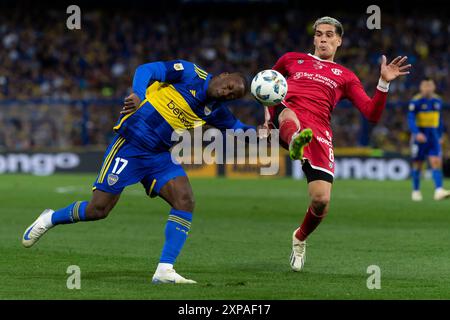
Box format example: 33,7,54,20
1,0,450,178
1,0,450,303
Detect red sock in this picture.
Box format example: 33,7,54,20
279,119,299,146
295,207,326,241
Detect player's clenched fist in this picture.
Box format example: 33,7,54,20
121,93,141,114
415,132,427,143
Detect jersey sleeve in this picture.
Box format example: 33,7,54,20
272,53,289,77
438,116,444,138
132,60,187,100
205,103,256,131
344,73,388,123
407,100,419,135
438,101,444,137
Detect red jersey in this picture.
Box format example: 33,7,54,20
272,52,388,127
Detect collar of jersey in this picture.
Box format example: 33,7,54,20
308,53,336,64
199,73,213,102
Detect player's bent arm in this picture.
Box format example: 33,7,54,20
232,119,257,131
121,93,142,115
132,62,168,100
132,60,186,100
205,104,257,145
345,77,388,123
206,103,255,131
348,55,411,123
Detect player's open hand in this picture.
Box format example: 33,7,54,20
257,123,270,139
256,106,272,139
121,93,141,115
380,55,411,82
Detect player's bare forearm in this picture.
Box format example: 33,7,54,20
257,106,271,138
257,123,270,139
121,93,141,115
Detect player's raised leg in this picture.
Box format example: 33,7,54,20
291,177,332,271
429,156,450,200
22,135,129,248
151,176,196,284
22,190,120,248
277,108,313,160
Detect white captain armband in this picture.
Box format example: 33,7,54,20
377,77,390,92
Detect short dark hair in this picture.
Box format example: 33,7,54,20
313,16,344,37
232,72,249,94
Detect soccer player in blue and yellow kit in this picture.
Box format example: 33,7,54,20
408,78,450,201
22,60,255,283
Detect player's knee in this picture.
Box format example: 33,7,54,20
173,192,195,212
86,203,111,220
310,194,330,216
429,158,441,169
279,108,299,127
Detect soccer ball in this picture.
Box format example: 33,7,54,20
250,70,288,106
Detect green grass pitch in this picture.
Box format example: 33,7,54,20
1,174,450,299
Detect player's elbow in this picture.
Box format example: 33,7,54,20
359,99,385,124
367,118,380,125
364,112,382,124
135,64,147,75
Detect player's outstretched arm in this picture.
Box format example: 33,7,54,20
131,60,186,101
255,106,271,139
121,61,187,115
346,55,412,123
132,62,168,100
119,62,167,116
205,103,259,144
380,55,411,82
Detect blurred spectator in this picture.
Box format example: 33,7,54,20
0,7,449,154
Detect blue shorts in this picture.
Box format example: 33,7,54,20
92,135,186,196
411,137,441,161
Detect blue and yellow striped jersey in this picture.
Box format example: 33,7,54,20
113,60,251,152
407,93,443,138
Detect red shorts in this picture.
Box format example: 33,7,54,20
268,104,335,179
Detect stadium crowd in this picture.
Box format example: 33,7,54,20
0,6,449,155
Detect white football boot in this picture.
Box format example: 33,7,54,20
290,228,306,272
434,188,450,201
152,268,197,284
411,190,423,201
22,209,54,248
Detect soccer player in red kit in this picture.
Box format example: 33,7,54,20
265,17,412,271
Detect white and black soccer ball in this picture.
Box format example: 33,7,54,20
250,70,288,106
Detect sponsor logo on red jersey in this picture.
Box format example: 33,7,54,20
315,135,333,147
331,68,343,76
